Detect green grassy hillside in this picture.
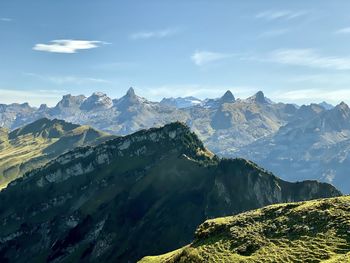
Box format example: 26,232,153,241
141,195,350,263
0,118,113,189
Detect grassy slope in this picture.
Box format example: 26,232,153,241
0,119,112,189
141,196,350,263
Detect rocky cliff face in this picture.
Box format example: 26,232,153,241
0,122,340,263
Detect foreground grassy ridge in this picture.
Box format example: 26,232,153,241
140,196,350,263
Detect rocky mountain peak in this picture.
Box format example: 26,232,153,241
254,91,266,103
56,94,86,108
126,87,136,97
336,101,349,111
319,101,334,110
114,87,146,109
327,101,350,122
247,91,270,104
80,92,113,111
38,104,49,111
219,90,235,104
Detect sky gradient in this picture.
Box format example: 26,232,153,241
1,0,350,106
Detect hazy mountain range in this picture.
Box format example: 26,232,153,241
0,122,340,263
2,88,350,193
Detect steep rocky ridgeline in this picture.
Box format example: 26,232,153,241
0,118,113,189
140,196,350,263
0,122,340,263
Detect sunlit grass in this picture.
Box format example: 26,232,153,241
140,196,350,263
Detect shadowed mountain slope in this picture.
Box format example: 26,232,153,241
0,122,340,263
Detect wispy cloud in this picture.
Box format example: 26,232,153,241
130,28,179,40
335,27,350,34
0,18,12,22
33,39,108,53
0,89,66,107
256,10,307,21
25,73,111,85
268,49,350,70
191,51,235,66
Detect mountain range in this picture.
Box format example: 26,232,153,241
2,88,350,192
0,122,340,263
237,101,350,193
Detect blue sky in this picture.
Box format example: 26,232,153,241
1,0,350,106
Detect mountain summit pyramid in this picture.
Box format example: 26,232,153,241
219,90,235,104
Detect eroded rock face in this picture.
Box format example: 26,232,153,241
0,122,340,263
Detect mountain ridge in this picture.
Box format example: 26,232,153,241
0,122,340,263
1,89,349,191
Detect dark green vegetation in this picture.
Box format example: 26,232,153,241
141,196,350,263
0,118,113,189
0,122,341,262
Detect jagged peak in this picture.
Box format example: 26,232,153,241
246,91,271,104
114,87,149,108
254,91,266,103
336,101,349,110
56,94,86,108
38,104,48,111
126,87,136,97
328,101,350,119
91,91,107,97
80,92,113,110
220,90,235,103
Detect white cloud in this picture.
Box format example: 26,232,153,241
256,10,307,21
272,88,350,105
0,89,66,107
25,73,111,85
0,18,12,22
268,49,350,70
130,28,179,40
33,39,108,53
191,51,235,66
335,27,350,34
